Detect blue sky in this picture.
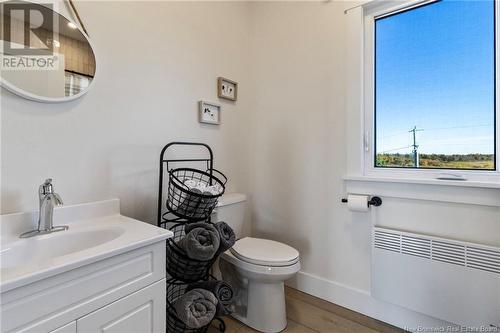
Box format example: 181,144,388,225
375,0,495,155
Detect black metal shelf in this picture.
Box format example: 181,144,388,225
157,142,227,333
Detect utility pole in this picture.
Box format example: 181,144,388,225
409,126,424,167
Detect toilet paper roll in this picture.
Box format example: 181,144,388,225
347,194,369,212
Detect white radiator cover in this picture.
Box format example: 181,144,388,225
372,227,500,328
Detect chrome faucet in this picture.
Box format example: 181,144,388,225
20,179,68,238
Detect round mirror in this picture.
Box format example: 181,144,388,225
0,0,96,102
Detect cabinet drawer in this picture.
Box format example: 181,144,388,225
77,279,165,333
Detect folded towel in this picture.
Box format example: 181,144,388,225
175,178,222,217
178,223,221,260
173,289,217,328
204,184,223,196
182,178,223,196
183,179,201,189
200,190,217,211
186,280,233,316
177,188,202,216
215,221,236,255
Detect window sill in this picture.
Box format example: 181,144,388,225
343,175,500,207
343,175,500,189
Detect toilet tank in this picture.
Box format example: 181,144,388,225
212,193,247,239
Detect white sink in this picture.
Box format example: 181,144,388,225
0,199,172,292
1,227,125,269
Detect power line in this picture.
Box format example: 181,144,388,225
379,123,493,159
420,143,493,146
380,145,412,154
378,124,493,140
425,124,493,131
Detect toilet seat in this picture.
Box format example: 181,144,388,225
230,237,299,267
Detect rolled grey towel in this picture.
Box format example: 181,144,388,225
173,289,217,328
178,223,221,260
215,222,236,255
185,221,215,234
186,280,233,316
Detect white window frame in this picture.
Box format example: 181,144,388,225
361,0,500,184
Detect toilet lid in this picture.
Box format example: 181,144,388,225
230,237,300,267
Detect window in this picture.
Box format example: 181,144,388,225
65,71,92,97
373,0,496,171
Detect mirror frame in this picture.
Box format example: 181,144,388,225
0,0,97,103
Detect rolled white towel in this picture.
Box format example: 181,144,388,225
183,178,222,195
204,184,223,195
184,179,198,189
183,179,206,190
196,181,207,191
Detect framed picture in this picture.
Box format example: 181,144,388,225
199,101,221,125
218,77,238,101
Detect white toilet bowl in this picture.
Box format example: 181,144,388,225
220,237,300,333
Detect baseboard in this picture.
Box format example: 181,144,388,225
286,271,452,332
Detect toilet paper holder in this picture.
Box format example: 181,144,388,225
341,196,382,207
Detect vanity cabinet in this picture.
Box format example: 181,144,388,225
76,279,165,333
47,279,165,333
49,322,77,333
1,241,167,333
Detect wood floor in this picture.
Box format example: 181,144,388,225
207,287,403,333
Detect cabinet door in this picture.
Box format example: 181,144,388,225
50,322,77,333
76,279,165,333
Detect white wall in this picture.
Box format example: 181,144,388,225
1,1,254,225
247,1,500,330
248,0,353,283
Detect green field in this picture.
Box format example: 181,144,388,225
376,154,495,170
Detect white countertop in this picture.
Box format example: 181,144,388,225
0,199,172,293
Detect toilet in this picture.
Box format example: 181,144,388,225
213,194,301,333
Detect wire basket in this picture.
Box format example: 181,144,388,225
167,168,227,221
166,279,211,333
166,223,218,283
